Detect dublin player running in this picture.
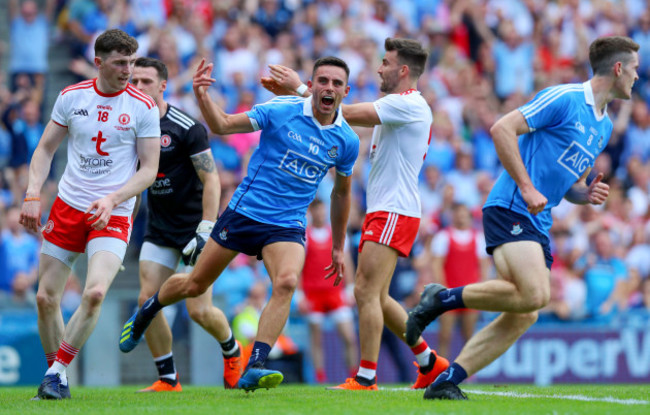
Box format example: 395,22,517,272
119,56,359,392
131,57,242,392
406,36,639,400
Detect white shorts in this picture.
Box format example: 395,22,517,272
41,237,128,268
306,306,354,326
139,241,191,272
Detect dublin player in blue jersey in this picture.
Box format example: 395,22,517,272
119,56,359,392
406,36,640,400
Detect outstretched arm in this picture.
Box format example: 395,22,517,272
20,120,67,232
193,58,255,135
490,110,547,215
324,173,352,286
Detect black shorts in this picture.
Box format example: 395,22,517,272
211,207,306,260
482,206,553,269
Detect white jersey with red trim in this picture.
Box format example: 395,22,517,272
51,79,160,216
367,90,433,218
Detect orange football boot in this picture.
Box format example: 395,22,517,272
411,351,450,389
137,376,182,392
223,340,244,389
328,377,378,390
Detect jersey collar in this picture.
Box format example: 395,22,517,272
583,80,607,121
303,96,344,129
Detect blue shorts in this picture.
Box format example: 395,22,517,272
482,206,553,269
211,207,305,260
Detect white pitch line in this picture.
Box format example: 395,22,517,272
460,389,648,406
380,387,648,406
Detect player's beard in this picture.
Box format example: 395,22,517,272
380,70,399,94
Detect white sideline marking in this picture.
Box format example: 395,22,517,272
380,387,648,405
465,390,649,406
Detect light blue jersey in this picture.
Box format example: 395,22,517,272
485,81,613,236
229,96,359,228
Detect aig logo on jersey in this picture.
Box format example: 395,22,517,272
279,149,327,184
557,141,594,179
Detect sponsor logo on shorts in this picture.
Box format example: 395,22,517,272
364,230,373,236
107,226,122,233
43,220,54,233
511,222,523,236
219,228,228,241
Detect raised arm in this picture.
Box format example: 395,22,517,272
85,137,160,230
324,173,352,286
490,109,547,215
193,59,255,135
20,120,67,232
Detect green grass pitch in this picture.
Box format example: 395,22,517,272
1,384,648,415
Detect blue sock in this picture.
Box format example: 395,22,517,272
246,341,272,370
436,286,465,311
432,362,468,387
134,292,164,336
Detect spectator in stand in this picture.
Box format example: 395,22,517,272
445,145,481,210
7,0,55,92
298,199,357,384
1,206,40,305
430,203,489,358
575,229,630,319
491,20,534,101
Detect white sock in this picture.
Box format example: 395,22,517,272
45,361,68,385
416,349,433,367
357,367,376,380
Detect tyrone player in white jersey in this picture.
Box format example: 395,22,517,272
19,29,161,400
263,38,449,390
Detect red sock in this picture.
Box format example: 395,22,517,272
315,368,327,383
55,341,80,367
46,352,57,367
410,341,429,356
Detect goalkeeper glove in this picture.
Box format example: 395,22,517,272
181,220,214,266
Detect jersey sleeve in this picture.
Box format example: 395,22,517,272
372,94,416,125
185,123,210,156
50,92,69,127
518,86,573,132
246,96,292,131
136,105,161,138
335,133,359,177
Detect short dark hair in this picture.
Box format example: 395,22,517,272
134,57,168,81
384,37,428,79
589,36,640,75
95,29,138,58
312,56,350,81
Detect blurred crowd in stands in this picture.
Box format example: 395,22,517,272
1,0,650,329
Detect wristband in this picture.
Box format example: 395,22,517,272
24,197,40,202
296,84,308,96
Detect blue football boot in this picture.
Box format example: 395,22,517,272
237,364,284,392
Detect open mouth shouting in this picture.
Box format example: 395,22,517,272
321,95,335,110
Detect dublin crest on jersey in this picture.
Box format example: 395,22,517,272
327,146,339,158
